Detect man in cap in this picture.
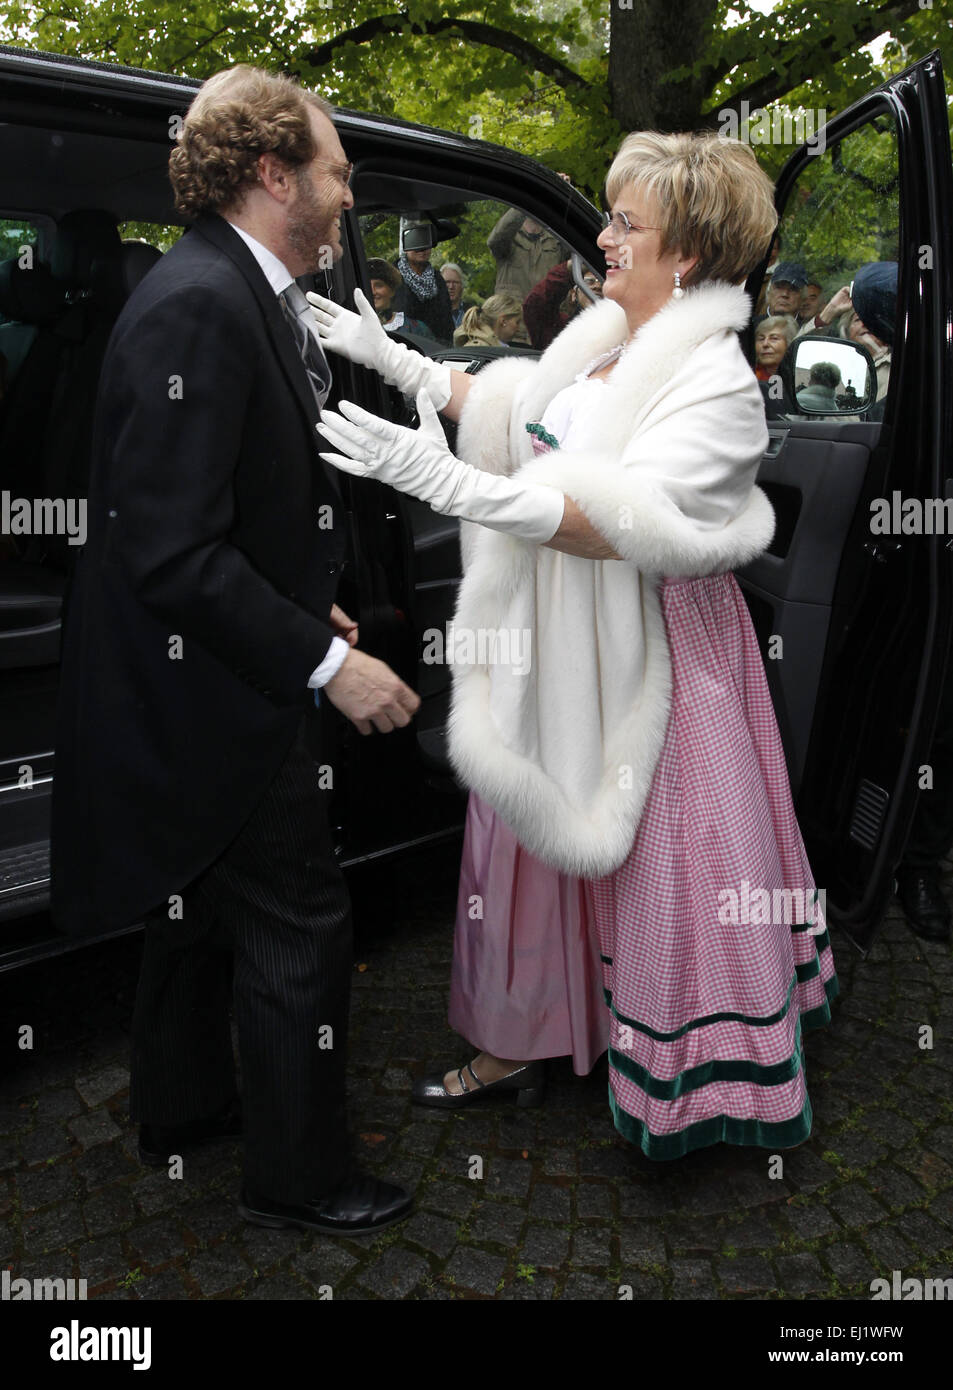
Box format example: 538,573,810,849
765,261,809,318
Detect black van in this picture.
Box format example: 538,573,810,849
0,44,950,965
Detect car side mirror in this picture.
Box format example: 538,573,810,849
791,335,878,415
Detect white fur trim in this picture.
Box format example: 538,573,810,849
447,281,772,875
455,355,538,479
517,450,776,575
448,575,672,878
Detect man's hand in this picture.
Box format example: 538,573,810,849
329,603,358,646
323,647,420,735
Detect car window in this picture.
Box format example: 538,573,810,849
0,214,50,269
355,194,602,358
0,213,56,401
754,113,899,419
117,221,184,253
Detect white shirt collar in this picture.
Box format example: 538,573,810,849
226,221,295,297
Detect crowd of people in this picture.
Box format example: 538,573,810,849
753,256,896,413
373,215,898,418
364,204,603,354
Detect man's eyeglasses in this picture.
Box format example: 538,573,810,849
601,210,660,244
312,157,354,187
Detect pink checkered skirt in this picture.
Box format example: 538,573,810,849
448,570,837,1158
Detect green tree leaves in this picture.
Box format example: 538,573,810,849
0,0,948,194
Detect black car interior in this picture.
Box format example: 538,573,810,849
0,215,165,667
0,104,182,929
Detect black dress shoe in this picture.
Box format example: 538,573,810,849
238,1173,412,1236
412,1059,545,1109
896,869,952,942
138,1099,242,1167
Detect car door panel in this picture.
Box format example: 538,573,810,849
740,51,953,948
739,422,879,790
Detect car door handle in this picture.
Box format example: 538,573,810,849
762,429,789,460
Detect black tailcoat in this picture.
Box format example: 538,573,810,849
52,214,346,933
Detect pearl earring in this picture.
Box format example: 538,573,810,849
672,271,684,300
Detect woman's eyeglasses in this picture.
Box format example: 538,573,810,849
601,210,660,244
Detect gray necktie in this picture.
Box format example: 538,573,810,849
279,282,331,409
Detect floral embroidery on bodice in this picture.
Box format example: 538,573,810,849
524,352,618,456
525,421,560,455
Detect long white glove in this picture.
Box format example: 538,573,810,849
319,389,565,544
306,288,453,411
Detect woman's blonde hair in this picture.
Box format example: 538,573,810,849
453,293,523,347
481,293,523,326
169,65,333,219
605,131,777,286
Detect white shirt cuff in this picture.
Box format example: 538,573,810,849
307,635,350,689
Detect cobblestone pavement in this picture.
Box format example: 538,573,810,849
1,847,952,1302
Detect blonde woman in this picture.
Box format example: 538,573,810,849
309,131,837,1158
453,293,524,349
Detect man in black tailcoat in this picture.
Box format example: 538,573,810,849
51,66,418,1233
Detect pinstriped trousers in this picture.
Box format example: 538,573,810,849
128,721,352,1202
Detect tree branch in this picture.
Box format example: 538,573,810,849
301,13,589,92
707,0,923,117
170,24,237,66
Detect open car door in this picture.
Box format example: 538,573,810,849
736,51,953,952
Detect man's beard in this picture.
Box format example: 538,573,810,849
287,168,339,271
